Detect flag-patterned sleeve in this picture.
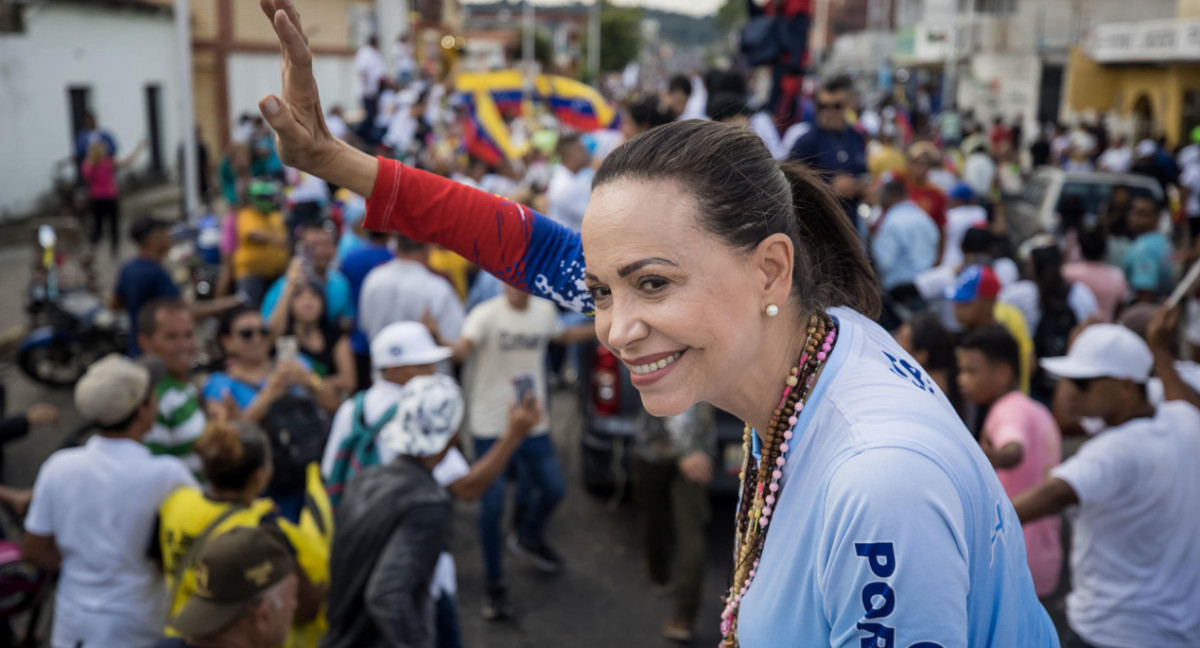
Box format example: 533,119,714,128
363,157,594,316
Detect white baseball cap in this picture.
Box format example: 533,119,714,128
370,321,452,369
377,374,464,457
1039,324,1154,384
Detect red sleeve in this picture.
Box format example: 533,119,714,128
363,158,594,313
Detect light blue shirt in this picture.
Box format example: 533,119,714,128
260,269,354,324
1123,231,1173,296
736,308,1058,648
872,200,940,291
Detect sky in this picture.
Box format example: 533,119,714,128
461,0,724,19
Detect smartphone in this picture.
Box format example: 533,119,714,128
1167,258,1200,310
276,335,299,364
512,373,536,407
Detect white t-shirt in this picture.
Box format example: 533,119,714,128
964,153,996,198
1179,162,1200,217
943,205,988,269
1147,360,1200,407
327,113,350,141
322,379,470,598
359,259,465,345
546,165,593,233
354,45,386,99
461,296,562,438
1097,146,1133,173
749,112,784,160
1051,402,1200,647
26,436,196,648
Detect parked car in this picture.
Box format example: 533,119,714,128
1006,168,1163,242
576,343,744,496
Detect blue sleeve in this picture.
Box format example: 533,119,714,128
819,447,969,648
328,273,354,321
201,374,230,404
260,277,285,319
788,132,816,163
159,267,181,298
871,223,900,279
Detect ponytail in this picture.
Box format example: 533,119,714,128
195,420,269,491
780,162,881,318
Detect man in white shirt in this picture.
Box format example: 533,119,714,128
326,106,351,142
358,237,465,372
24,354,196,648
1097,135,1133,173
354,36,386,142
1013,325,1200,648
546,135,593,233
436,285,593,620
322,321,539,643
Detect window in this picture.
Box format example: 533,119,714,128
0,2,25,34
964,0,1017,14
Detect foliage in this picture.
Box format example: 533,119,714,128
582,0,642,73
715,0,746,31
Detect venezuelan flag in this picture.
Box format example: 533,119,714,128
459,90,529,165
535,74,616,132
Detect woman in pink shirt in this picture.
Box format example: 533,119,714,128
1063,229,1129,322
81,140,144,256
957,325,1064,597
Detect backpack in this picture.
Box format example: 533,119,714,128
325,391,399,509
261,393,329,495
1033,292,1078,396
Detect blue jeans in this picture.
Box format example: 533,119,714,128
474,434,565,585
435,593,463,648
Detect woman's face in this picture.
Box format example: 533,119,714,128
291,286,324,325
619,110,645,142
581,179,778,417
223,312,270,363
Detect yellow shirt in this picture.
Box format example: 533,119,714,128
428,247,472,301
994,301,1033,395
232,207,290,281
868,145,908,177
159,486,329,647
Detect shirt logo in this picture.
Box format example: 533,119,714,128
854,542,946,648
989,502,1007,569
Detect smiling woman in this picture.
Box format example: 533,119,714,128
254,1,1060,645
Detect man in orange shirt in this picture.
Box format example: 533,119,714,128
907,143,947,263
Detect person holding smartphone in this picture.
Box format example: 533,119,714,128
433,284,594,621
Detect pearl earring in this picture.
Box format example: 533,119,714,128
765,304,779,317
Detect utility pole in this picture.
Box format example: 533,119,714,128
523,0,535,73
174,0,198,222
588,0,601,76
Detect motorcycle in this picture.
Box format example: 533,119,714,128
17,225,127,388
167,213,221,301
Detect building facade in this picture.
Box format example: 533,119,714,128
0,0,182,218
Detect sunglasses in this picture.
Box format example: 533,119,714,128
1068,377,1095,392
234,326,271,341
817,102,844,111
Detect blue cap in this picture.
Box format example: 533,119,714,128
949,182,974,202
945,264,1001,303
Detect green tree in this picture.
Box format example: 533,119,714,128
584,0,642,74
715,0,746,31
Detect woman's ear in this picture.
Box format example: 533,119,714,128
755,233,795,303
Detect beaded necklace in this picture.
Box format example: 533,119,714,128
720,313,838,648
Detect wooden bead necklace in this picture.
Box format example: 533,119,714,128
720,313,838,648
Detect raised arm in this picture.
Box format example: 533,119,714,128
257,0,591,314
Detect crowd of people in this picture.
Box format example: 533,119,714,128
6,9,1200,646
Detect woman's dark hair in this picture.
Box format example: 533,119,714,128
286,280,329,332
624,97,671,131
907,312,955,373
959,324,1021,383
1057,194,1087,235
594,120,881,318
1078,227,1107,262
194,420,270,492
218,305,260,339
1031,244,1069,317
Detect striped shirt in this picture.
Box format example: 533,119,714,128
145,377,206,477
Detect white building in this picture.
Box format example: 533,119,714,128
0,0,183,219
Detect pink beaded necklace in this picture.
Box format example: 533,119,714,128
720,313,837,648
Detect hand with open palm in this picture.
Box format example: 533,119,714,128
257,0,378,196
